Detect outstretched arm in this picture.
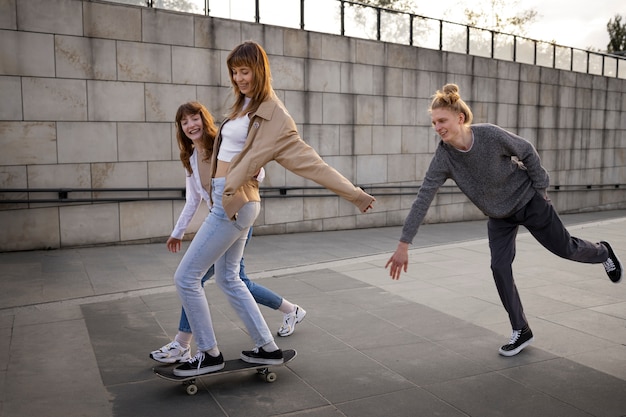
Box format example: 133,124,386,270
273,122,375,212
386,150,448,279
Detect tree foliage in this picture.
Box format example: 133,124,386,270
462,0,537,36
351,0,414,13
344,0,417,44
348,0,537,43
150,0,202,14
607,14,626,54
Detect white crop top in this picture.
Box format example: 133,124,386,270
218,98,251,162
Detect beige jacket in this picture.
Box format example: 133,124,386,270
209,95,374,219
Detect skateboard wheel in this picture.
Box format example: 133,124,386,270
186,384,198,395
265,372,277,383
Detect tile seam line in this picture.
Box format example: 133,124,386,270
2,217,624,315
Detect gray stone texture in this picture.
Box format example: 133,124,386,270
0,0,625,251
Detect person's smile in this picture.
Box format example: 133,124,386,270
232,66,254,97
181,114,203,141
238,82,250,94
431,108,462,144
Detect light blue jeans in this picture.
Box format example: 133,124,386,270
177,228,283,333
174,177,274,352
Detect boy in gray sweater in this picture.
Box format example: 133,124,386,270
386,83,623,357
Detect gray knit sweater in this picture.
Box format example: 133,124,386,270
400,123,550,244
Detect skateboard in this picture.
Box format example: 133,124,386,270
153,349,297,395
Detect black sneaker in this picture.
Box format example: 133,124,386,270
601,241,623,283
498,326,534,357
240,347,284,365
173,351,224,377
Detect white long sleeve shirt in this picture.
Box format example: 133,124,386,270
171,148,264,239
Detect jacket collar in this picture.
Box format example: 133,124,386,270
253,97,278,121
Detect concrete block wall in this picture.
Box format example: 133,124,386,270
0,0,625,251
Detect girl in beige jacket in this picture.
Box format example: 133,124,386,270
173,41,375,377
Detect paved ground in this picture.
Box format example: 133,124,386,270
1,210,626,417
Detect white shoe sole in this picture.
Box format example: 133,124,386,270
277,309,307,337
240,353,284,365
150,353,191,364
173,362,224,377
498,337,534,357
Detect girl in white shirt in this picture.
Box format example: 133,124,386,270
149,102,306,365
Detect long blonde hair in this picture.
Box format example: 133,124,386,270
174,102,217,175
226,41,274,119
429,83,473,125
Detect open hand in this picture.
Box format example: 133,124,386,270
166,237,182,253
385,242,409,280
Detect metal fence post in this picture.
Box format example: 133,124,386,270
340,0,345,36
438,19,443,51
376,7,381,41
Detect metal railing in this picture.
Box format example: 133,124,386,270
107,0,625,79
0,184,621,205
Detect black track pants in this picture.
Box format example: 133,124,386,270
487,192,608,330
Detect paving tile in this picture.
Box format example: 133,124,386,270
425,371,595,417
337,387,470,417
500,358,626,417
5,319,110,417
289,348,414,404
1,211,625,417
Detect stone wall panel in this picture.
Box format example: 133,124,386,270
0,0,624,251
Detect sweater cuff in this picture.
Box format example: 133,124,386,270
353,188,374,212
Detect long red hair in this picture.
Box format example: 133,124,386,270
174,102,217,175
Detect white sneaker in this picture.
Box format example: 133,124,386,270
277,305,306,337
150,341,191,364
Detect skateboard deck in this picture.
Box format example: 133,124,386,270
154,349,296,395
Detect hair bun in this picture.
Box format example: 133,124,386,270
429,83,472,125
442,83,460,103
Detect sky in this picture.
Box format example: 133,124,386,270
523,0,624,50
210,0,624,52
416,0,625,51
